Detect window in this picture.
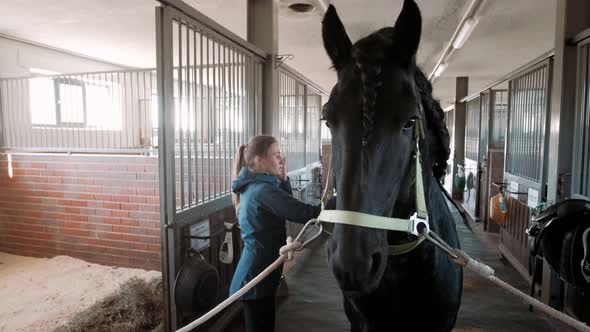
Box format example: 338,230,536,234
55,78,86,126
30,78,57,125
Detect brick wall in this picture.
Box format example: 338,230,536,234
0,153,161,270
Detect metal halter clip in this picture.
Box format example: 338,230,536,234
410,212,429,237
294,219,324,250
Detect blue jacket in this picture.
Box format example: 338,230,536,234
229,167,321,300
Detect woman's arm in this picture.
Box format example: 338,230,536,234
255,185,320,224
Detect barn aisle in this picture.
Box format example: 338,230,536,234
274,206,570,331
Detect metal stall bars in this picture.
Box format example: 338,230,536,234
277,64,326,239
156,4,265,330
572,33,590,199
0,69,158,154
500,56,553,278
463,96,481,222
478,91,491,227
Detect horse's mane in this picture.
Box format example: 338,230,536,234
351,27,450,181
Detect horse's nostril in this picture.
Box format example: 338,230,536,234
370,252,381,277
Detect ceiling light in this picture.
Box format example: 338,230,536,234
29,67,61,76
434,63,448,78
289,3,315,13
452,17,480,49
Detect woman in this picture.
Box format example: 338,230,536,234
230,135,321,332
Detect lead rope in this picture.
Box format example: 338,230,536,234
420,228,590,332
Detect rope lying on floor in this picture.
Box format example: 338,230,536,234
450,249,590,332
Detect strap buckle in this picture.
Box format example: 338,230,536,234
410,213,429,237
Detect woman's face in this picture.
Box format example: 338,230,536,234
255,142,283,176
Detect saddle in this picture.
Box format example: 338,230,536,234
527,198,590,288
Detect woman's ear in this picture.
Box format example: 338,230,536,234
253,155,262,170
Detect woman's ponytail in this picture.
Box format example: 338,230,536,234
232,144,247,216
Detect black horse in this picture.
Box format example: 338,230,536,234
321,1,462,331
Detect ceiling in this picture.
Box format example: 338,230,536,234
0,0,556,109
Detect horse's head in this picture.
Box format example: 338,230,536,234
322,0,450,294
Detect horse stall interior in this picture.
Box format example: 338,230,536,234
499,57,553,281
0,3,326,330
462,96,481,222
155,6,326,329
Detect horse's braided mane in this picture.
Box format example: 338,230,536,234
351,28,450,181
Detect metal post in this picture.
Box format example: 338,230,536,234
547,0,590,203
452,77,469,199
247,0,279,135
156,6,181,331
545,0,590,312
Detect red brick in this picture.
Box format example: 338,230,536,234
128,196,147,204
63,228,90,237
113,225,130,233
95,194,112,201
103,202,121,209
120,219,140,226
121,234,140,242
120,203,138,211
111,210,129,218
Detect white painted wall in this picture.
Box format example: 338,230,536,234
0,36,124,79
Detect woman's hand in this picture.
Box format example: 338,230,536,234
278,155,288,182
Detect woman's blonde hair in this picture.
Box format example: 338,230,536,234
232,135,278,216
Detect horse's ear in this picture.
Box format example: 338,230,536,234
392,0,422,66
322,4,353,71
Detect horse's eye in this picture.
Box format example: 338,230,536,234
403,119,416,129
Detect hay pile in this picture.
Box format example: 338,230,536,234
55,277,164,332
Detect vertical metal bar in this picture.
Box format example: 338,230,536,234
534,68,542,182
0,81,5,149
515,77,522,176
583,48,590,195
585,47,590,195
176,22,184,209
534,67,542,182
11,80,17,149
156,7,174,330
206,35,211,202
192,28,199,205
135,71,141,151
213,38,218,198
142,70,148,150
222,42,227,195
244,54,248,142
229,47,235,181
185,23,192,207
530,69,538,181
200,32,205,203
524,71,532,180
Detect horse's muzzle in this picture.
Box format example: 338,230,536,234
327,231,387,293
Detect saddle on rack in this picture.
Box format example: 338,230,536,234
527,198,590,288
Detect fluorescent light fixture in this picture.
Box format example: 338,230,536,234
434,63,448,78
453,17,479,49
29,67,61,76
